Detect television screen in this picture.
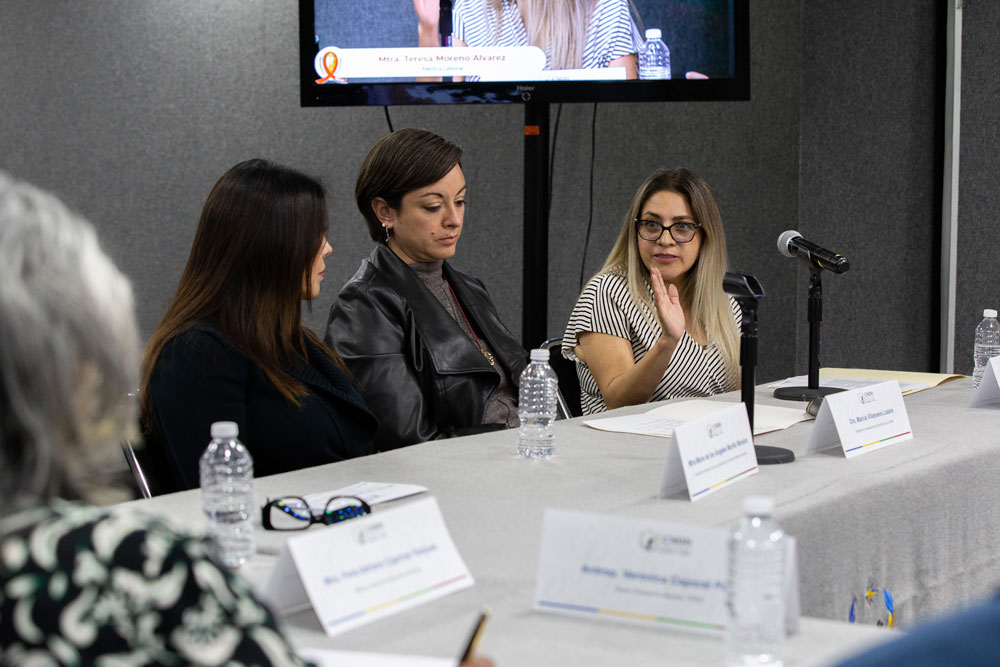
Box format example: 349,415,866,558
300,0,749,106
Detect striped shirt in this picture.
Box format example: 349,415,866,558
453,0,638,71
561,272,741,415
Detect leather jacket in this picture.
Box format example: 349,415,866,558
325,245,526,451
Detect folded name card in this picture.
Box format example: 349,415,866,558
970,357,1000,408
265,496,473,637
805,380,912,458
534,508,800,636
659,403,758,501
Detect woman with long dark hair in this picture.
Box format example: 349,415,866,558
142,159,377,490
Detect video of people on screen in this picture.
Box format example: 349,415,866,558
313,0,735,84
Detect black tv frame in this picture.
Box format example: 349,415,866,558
299,0,750,108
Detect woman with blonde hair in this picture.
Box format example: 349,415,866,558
562,168,741,414
414,0,639,77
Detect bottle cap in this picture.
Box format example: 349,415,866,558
645,28,662,40
742,495,774,516
530,348,549,362
984,309,997,318
211,421,239,438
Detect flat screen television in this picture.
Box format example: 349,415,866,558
300,0,749,106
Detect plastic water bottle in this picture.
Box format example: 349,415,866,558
200,421,255,569
638,28,671,80
972,308,1000,389
517,348,558,458
726,496,786,667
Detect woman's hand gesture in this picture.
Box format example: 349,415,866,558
650,267,686,344
414,0,440,32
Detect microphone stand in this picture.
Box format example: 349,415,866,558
773,268,846,402
725,272,794,465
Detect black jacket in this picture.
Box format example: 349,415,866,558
325,245,527,450
147,323,378,490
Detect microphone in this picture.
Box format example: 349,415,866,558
439,0,453,47
777,230,850,274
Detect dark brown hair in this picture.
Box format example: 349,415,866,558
355,128,463,243
140,159,343,425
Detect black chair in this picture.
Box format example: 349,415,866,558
541,337,582,419
120,438,179,498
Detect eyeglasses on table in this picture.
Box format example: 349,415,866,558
260,495,371,531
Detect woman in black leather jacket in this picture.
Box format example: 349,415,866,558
325,129,526,450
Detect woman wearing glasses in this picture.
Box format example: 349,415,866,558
562,168,740,414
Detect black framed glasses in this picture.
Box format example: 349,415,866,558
261,495,371,531
635,218,701,243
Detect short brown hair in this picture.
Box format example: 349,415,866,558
355,129,463,243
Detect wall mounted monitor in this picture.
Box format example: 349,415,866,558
300,0,749,106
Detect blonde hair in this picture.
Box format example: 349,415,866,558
595,168,740,381
489,0,597,70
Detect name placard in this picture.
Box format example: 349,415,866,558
805,380,912,457
264,496,473,637
658,403,758,501
970,357,1000,408
534,509,801,637
534,509,730,634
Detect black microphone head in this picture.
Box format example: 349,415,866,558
777,230,801,258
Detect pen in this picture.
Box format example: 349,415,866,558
458,605,491,663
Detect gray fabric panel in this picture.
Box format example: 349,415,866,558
956,1,1000,374
0,0,946,389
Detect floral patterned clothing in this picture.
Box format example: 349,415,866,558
0,502,308,666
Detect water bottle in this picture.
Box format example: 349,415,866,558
638,28,671,80
972,308,1000,389
200,421,255,569
726,496,786,667
517,348,558,458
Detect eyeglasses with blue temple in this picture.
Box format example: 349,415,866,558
261,495,371,531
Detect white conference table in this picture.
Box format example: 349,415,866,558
124,377,1000,665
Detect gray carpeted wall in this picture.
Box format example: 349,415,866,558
1,1,993,383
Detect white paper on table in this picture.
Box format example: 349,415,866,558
770,375,930,395
296,649,455,667
970,357,1000,407
583,399,810,438
302,481,427,508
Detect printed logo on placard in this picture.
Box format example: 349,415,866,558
859,391,876,405
353,521,386,546
638,530,693,555
706,421,723,438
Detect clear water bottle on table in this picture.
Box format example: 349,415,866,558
972,308,1000,389
726,496,787,667
639,28,671,80
200,421,255,569
517,348,558,458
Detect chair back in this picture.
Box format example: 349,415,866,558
540,337,582,419
120,438,179,498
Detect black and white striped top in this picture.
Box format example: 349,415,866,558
561,272,741,415
453,0,638,70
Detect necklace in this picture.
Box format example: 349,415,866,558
446,281,496,366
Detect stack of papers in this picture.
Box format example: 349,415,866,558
583,399,810,438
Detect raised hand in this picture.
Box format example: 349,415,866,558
414,0,440,32
650,267,686,343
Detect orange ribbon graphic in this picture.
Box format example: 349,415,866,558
315,51,339,84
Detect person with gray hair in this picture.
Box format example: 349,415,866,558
0,172,310,664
